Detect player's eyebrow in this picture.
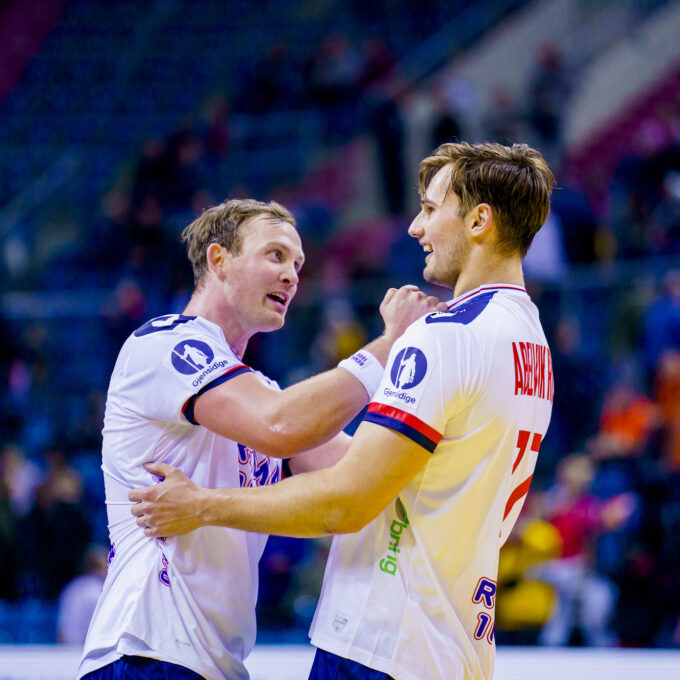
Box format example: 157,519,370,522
419,194,438,207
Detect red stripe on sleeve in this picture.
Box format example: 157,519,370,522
367,402,442,445
503,475,533,520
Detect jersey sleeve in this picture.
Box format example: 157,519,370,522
363,320,458,453
122,317,253,425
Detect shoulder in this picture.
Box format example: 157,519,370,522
397,292,497,351
133,314,202,338
121,314,242,379
422,289,500,328
130,315,228,352
418,288,535,337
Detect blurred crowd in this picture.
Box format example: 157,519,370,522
1,22,680,650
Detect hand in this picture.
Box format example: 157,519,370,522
379,285,446,341
129,462,206,538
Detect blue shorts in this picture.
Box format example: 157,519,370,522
308,648,395,680
81,656,205,680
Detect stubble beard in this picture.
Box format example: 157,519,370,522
423,245,466,292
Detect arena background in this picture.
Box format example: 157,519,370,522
1,0,680,677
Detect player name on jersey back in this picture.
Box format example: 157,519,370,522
512,340,553,402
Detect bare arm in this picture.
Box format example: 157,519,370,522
287,432,351,475
130,422,430,538
193,286,443,457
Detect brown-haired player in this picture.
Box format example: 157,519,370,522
77,198,441,680
131,143,556,680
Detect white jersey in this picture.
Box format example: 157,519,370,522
78,314,282,680
310,285,553,680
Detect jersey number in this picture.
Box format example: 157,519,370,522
503,429,542,521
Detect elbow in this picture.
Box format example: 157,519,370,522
259,405,311,458
256,419,301,458
321,501,374,536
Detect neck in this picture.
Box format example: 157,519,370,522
452,247,525,299
183,285,252,359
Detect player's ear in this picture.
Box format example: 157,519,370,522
470,204,493,239
206,243,230,279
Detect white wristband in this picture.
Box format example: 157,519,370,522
338,349,384,398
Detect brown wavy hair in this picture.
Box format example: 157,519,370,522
418,142,554,256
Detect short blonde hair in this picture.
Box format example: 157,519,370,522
418,142,554,256
182,198,296,287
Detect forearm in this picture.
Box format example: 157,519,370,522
199,467,362,538
263,335,394,456
131,423,431,540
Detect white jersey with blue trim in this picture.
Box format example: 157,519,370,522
78,314,282,680
309,285,553,680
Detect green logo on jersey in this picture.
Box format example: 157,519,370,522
379,498,410,576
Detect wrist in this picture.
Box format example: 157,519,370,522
199,488,220,528
338,348,384,399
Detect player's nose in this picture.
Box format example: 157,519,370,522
408,214,423,239
280,263,299,287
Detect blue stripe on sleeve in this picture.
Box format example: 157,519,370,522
363,411,438,453
183,365,252,425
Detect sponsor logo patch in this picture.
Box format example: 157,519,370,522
390,347,427,390
171,339,215,375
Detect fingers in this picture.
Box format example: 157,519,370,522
132,501,166,538
144,461,174,478
136,517,162,539
130,498,144,514
435,300,449,312
382,287,398,305
129,486,147,503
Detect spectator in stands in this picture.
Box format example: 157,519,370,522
369,95,406,214
654,350,680,470
57,545,108,645
309,34,364,107
20,446,92,600
0,442,40,519
550,316,605,453
536,454,625,647
21,447,92,600
430,85,463,150
247,43,293,113
201,96,231,158
641,269,680,383
0,446,19,600
495,512,561,645
311,298,367,369
598,381,659,457
485,89,523,145
527,44,570,165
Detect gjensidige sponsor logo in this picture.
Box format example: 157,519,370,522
190,359,233,387
383,387,416,404
171,339,215,375
389,347,427,390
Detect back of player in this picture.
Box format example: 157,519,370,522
310,284,553,680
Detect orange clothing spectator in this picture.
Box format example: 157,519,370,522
654,351,680,469
599,383,658,453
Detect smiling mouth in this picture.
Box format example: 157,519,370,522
266,293,287,306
